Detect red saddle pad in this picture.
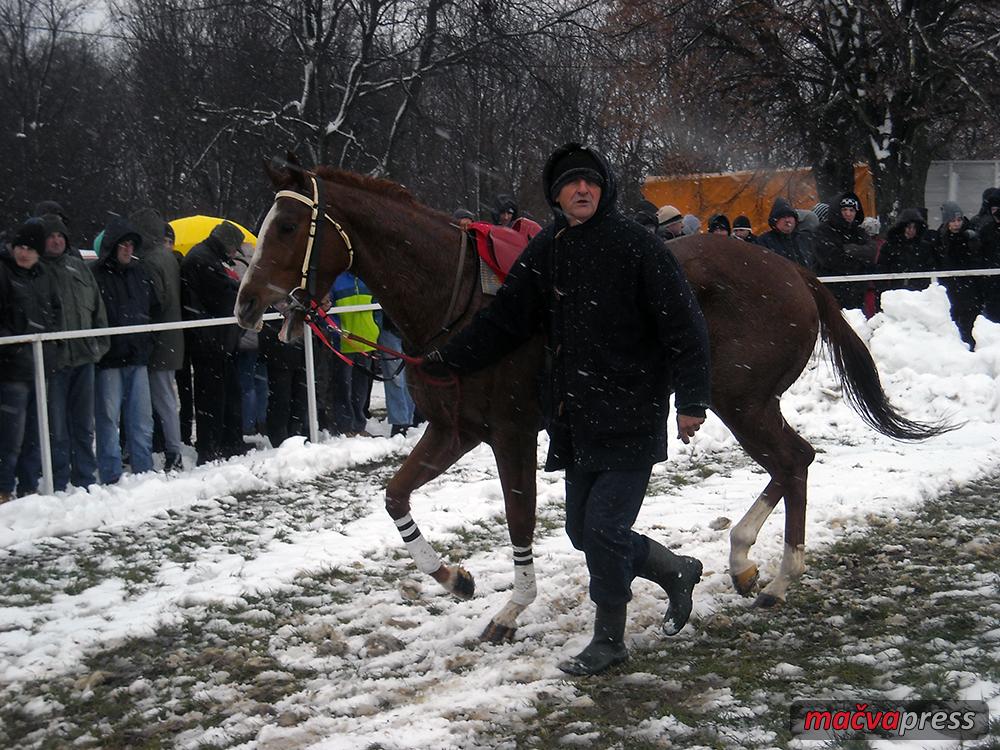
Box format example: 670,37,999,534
469,218,542,282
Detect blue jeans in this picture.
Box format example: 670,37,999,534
0,381,31,494
149,369,182,455
48,363,98,490
237,350,268,434
95,365,154,483
564,466,653,608
378,330,414,427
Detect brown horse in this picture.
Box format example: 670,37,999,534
236,159,946,643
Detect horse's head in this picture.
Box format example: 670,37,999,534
236,153,354,342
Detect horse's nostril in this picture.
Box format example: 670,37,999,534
238,298,258,322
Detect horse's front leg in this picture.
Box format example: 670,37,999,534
755,473,808,608
479,430,538,644
386,423,480,598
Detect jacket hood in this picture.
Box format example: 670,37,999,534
98,216,143,263
978,187,1000,216
490,194,518,224
831,191,866,227
129,208,166,258
795,209,819,234
768,197,797,228
542,142,617,225
888,208,926,239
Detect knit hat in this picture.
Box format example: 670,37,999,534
452,208,475,221
733,215,752,231
657,204,682,227
33,200,68,223
812,202,830,223
682,214,701,235
12,218,46,253
940,202,964,223
548,149,605,200
40,213,68,240
839,195,861,212
210,220,245,251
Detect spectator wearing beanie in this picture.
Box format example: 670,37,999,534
681,214,701,236
92,217,159,484
181,221,246,465
707,214,731,236
39,213,109,491
0,219,62,501
656,204,683,240
813,192,877,310
755,198,812,269
930,202,987,350
732,215,755,242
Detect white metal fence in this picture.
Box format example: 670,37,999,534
2,269,1000,496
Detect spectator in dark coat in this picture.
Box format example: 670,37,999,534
707,214,731,236
976,189,1000,323
0,220,61,501
655,204,684,240
423,142,711,676
632,200,658,233
969,187,1000,232
180,221,245,465
756,198,812,268
491,195,518,227
131,209,185,472
92,217,159,484
258,316,308,447
877,209,936,294
813,192,877,310
39,214,108,491
931,203,987,350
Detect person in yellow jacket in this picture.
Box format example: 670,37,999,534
327,272,379,436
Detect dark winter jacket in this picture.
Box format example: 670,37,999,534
180,235,242,357
931,218,987,306
438,143,712,472
970,187,1000,233
755,198,812,268
0,250,62,381
41,250,109,370
259,315,305,371
93,217,159,369
813,191,876,309
876,208,936,292
131,209,184,370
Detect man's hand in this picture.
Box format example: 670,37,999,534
418,350,454,380
677,414,705,444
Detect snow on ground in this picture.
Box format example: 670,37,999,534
1,282,999,748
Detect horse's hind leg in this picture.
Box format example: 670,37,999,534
386,423,481,599
480,430,538,644
719,398,815,605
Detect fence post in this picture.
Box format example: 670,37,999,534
32,341,54,495
303,323,319,443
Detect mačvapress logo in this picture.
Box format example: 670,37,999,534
790,700,989,741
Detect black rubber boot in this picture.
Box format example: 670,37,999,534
557,604,628,676
638,539,703,635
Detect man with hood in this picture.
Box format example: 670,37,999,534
131,209,185,472
974,188,1000,323
876,209,936,294
813,192,876,310
755,198,812,269
420,143,712,676
180,221,245,465
491,195,518,227
92,217,159,484
39,213,108,491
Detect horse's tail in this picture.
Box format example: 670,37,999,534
799,268,957,441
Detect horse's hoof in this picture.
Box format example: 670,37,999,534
450,566,475,600
480,621,517,644
752,592,783,609
732,565,759,597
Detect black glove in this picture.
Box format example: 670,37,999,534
419,349,454,379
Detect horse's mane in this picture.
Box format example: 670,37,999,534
314,166,420,208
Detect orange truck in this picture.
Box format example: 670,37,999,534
642,164,874,235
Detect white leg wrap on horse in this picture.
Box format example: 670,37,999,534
762,543,806,600
395,513,442,575
511,545,537,606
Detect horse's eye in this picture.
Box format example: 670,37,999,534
277,222,296,234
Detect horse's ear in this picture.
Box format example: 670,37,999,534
263,152,307,190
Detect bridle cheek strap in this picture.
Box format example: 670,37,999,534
275,178,354,293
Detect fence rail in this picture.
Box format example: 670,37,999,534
1,268,998,495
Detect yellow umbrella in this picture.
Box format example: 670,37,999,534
169,215,257,255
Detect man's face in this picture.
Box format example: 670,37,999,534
556,178,601,226
116,238,135,265
13,245,40,269
711,226,729,236
45,232,66,257
458,217,472,230
841,206,857,223
775,215,796,234
733,228,752,241
904,223,918,240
